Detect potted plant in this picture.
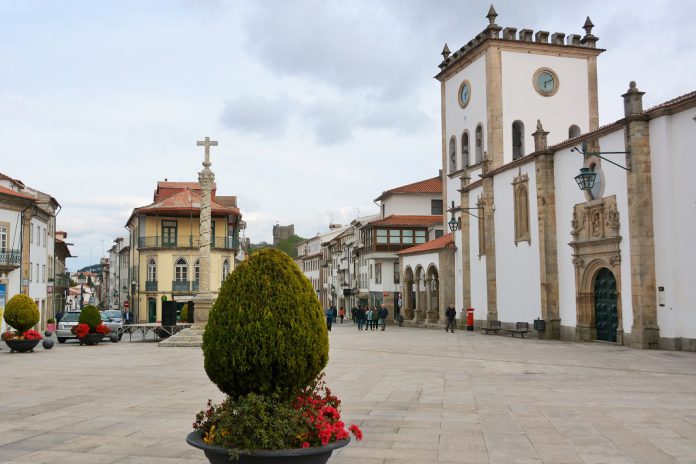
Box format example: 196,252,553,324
72,305,110,345
2,294,43,352
46,317,56,334
187,248,362,463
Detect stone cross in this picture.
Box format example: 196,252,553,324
196,137,218,167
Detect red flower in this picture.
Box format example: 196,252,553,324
22,330,43,340
74,323,90,338
302,442,310,448
349,425,363,441
95,324,110,335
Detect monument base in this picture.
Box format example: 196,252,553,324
159,295,214,348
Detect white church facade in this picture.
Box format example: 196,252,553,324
400,6,696,350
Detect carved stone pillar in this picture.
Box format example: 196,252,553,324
414,278,424,322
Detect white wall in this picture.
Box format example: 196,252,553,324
493,160,542,323
467,185,487,317
650,107,696,340
501,51,590,163
383,194,439,217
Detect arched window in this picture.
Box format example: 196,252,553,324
449,136,457,173
194,259,200,282
475,124,484,164
147,258,157,281
175,257,188,281
461,131,470,167
223,259,231,281
512,171,531,244
512,120,525,160
569,124,581,139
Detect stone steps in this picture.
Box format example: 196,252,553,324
158,327,205,348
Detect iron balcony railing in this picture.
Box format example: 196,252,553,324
138,236,239,250
0,249,21,267
145,280,158,292
172,280,190,292
54,273,70,288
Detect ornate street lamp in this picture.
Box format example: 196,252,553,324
574,167,597,191
77,273,86,311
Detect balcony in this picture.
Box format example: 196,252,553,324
54,273,70,289
145,280,158,292
138,236,239,250
172,280,190,292
0,249,21,271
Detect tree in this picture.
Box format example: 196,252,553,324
275,234,305,258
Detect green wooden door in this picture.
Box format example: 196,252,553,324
594,268,618,342
148,298,157,323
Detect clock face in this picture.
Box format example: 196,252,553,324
533,68,559,96
458,80,471,108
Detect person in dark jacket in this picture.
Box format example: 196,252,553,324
445,305,456,333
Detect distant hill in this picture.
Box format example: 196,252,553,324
78,264,102,273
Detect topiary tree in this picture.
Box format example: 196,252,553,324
4,294,39,333
79,305,102,331
180,304,188,322
203,248,328,401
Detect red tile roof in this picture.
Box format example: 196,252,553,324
375,176,442,201
397,233,455,255
646,90,696,114
0,185,35,200
135,189,239,216
369,215,443,227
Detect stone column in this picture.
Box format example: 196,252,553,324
533,121,561,339
414,277,424,322
481,156,498,323
623,82,660,349
194,160,215,327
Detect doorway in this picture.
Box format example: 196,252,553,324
148,298,157,323
594,268,618,342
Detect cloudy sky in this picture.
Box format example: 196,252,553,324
2,0,694,270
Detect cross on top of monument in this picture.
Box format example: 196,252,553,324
196,136,218,167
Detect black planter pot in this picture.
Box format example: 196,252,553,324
5,339,41,353
186,431,349,464
80,333,103,346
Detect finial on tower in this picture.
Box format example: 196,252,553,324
533,119,550,152
583,16,594,36
441,43,451,59
486,5,498,25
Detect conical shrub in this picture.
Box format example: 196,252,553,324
79,305,102,331
203,248,328,400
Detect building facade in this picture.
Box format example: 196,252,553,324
125,181,242,323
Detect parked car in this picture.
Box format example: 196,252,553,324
103,309,123,324
55,311,122,343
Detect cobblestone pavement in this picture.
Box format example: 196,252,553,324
2,323,696,463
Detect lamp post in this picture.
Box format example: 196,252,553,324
78,273,86,311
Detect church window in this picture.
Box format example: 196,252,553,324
512,171,531,244
512,120,525,160
175,257,188,281
223,259,231,281
475,124,484,163
569,124,581,139
477,197,485,256
461,131,470,167
147,258,157,281
449,136,457,173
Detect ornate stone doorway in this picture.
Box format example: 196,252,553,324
594,268,618,342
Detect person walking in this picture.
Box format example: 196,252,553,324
445,304,456,333
366,307,374,331
326,307,333,331
357,306,364,330
379,304,389,331
339,307,345,323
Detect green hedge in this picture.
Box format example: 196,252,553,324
79,305,102,331
203,248,328,400
4,294,39,333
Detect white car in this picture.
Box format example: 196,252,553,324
56,311,122,343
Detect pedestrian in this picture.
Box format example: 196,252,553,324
357,306,364,330
445,304,456,333
124,309,131,324
326,307,333,331
372,306,379,331
339,307,345,323
351,306,357,324
379,304,389,331
331,305,338,324
366,307,373,331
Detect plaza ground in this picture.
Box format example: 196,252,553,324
2,323,696,464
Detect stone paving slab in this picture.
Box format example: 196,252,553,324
2,324,696,463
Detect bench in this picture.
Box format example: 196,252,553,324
508,322,530,338
482,320,502,335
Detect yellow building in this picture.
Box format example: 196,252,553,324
125,181,242,323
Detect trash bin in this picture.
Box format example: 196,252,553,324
466,308,474,331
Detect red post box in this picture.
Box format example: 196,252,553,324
466,308,474,331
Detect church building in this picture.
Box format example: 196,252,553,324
400,6,696,350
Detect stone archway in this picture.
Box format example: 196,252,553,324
569,195,623,344
426,265,440,323
403,266,415,320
